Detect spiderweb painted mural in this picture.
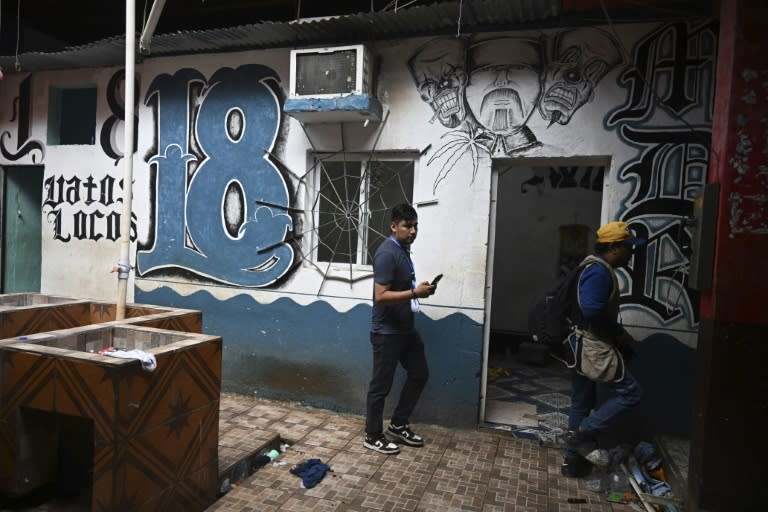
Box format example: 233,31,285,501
283,116,415,294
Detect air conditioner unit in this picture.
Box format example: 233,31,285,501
289,44,374,98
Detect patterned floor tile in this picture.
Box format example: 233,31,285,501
286,441,342,463
485,357,575,438
531,377,571,391
279,495,342,511
423,467,489,505
531,393,570,410
536,412,569,429
302,471,367,503
327,450,384,481
300,423,362,451
0,392,669,512
417,488,485,511
2,388,659,512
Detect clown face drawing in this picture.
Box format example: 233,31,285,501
538,28,622,126
408,38,469,128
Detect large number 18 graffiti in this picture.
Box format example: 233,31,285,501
137,65,294,287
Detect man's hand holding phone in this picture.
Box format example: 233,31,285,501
413,274,442,299
424,274,443,297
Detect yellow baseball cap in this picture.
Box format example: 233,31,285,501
596,221,646,245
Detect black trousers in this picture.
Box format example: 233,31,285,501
365,331,429,435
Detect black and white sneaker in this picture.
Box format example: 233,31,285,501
364,434,400,454
386,423,424,447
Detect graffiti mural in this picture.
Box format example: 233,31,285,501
408,29,622,192
408,37,468,129
539,28,623,126
42,173,137,242
465,38,543,156
608,21,717,329
520,165,604,193
136,65,295,287
0,75,45,163
100,70,139,164
39,70,139,243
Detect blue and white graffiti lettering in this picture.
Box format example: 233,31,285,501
137,65,294,287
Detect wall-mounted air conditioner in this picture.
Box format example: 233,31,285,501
289,44,374,98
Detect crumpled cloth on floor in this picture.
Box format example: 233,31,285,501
102,348,157,371
289,458,330,489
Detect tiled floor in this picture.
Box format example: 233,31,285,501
485,353,573,444
0,392,642,511
209,393,636,512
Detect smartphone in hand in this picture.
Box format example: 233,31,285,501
431,274,443,286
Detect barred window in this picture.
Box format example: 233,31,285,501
310,156,414,265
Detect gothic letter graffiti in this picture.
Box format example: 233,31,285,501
1,75,45,162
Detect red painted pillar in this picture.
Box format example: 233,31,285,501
690,0,768,510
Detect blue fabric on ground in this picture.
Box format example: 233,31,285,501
290,458,330,489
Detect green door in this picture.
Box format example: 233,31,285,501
2,166,43,292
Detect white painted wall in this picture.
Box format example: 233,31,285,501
0,21,710,346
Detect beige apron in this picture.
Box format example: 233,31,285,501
569,256,625,383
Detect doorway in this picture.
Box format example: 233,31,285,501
482,161,604,440
2,166,44,293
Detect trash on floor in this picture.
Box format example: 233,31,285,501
272,442,291,466
217,440,292,499
585,440,684,511
487,366,513,382
251,454,271,471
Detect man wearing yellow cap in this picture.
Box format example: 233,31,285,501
561,221,645,478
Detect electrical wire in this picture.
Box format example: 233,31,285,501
142,0,149,32
665,264,690,316
396,0,420,10
457,0,463,37
0,0,5,78
383,0,420,12
14,0,19,70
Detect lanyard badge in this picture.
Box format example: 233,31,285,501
390,236,420,313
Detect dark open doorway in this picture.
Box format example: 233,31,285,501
483,160,604,440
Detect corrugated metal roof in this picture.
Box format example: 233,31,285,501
0,0,559,72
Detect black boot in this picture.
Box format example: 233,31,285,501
561,454,593,478
564,429,610,466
